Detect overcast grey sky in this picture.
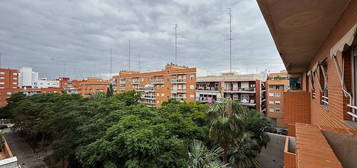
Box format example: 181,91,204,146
0,0,284,79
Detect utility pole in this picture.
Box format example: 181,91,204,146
128,40,131,71
228,8,232,72
175,24,178,64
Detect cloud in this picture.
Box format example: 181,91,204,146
0,0,284,79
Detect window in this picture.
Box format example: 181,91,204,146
0,87,4,89
275,101,281,105
274,93,281,97
6,92,11,95
269,85,274,89
320,59,328,106
269,101,274,105
157,93,160,96
0,82,4,85
13,82,17,85
190,85,195,89
13,73,17,76
275,108,281,112
0,72,4,75
0,77,4,80
269,93,274,97
190,75,195,80
269,108,274,112
161,93,164,97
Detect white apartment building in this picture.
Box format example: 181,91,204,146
19,67,60,88
19,67,38,88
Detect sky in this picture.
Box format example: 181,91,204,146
0,0,284,79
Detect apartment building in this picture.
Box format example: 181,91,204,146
79,77,109,97
258,0,357,167
0,69,20,107
114,64,196,107
19,67,38,88
196,72,267,112
266,72,289,128
58,77,81,94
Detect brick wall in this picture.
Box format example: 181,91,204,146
305,1,357,129
283,92,311,125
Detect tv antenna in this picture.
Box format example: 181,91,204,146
175,24,178,64
228,8,232,72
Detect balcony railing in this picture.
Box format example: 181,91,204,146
224,87,256,92
171,79,186,83
347,104,357,121
141,95,156,99
151,79,164,84
321,96,329,106
171,89,186,93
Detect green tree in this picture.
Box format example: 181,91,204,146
228,133,261,168
188,140,228,168
206,98,243,162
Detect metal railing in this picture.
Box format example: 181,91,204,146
347,104,357,121
321,96,329,105
171,79,186,83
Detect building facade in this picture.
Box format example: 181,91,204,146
19,67,38,88
266,72,289,128
0,69,20,107
196,72,267,112
258,0,357,167
113,64,196,107
79,77,109,97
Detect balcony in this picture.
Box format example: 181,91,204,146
171,79,186,83
132,80,140,84
141,95,156,100
151,79,164,84
224,87,256,93
171,89,186,93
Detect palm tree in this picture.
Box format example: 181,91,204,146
228,133,261,168
206,98,243,162
188,140,228,168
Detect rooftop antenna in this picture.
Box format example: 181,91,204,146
228,8,232,72
175,24,178,65
138,53,141,72
110,48,113,75
128,40,131,71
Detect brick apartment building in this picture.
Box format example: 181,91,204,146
79,77,110,97
266,72,289,128
0,68,20,107
113,64,196,107
196,72,267,113
258,0,357,167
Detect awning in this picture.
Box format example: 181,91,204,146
330,24,357,56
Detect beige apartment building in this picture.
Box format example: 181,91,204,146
196,72,267,112
266,72,289,128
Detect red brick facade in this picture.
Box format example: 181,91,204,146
0,68,20,107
